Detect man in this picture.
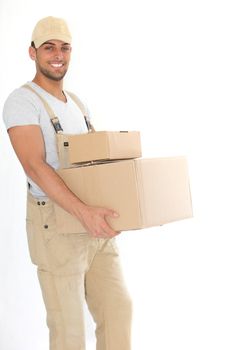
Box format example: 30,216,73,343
3,16,132,350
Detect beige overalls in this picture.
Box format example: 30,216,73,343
23,85,132,350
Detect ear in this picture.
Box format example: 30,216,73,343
29,46,37,61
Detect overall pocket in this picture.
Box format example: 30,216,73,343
26,197,87,271
40,201,80,269
26,199,55,268
26,219,38,265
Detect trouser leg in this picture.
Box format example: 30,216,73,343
26,195,90,350
38,269,86,350
85,238,132,350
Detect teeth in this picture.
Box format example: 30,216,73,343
51,63,63,68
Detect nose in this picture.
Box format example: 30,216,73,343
53,47,64,60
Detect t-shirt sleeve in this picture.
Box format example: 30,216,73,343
2,88,40,130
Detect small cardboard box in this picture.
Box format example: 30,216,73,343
64,131,141,164
54,157,193,233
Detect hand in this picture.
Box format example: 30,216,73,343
78,204,120,238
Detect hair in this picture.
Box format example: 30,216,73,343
31,41,36,48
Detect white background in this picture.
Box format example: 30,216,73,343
0,0,233,349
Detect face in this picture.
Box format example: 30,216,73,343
29,40,72,81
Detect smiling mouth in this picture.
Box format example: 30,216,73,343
50,63,63,68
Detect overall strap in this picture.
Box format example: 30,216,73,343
66,91,95,132
22,84,95,133
22,84,63,133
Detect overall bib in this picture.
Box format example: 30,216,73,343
23,84,132,350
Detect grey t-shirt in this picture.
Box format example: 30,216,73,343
3,81,89,199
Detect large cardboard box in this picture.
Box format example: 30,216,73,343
54,157,193,233
61,131,141,164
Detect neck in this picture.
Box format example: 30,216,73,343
32,75,66,102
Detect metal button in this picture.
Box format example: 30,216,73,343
44,224,48,229
37,201,40,205
41,201,45,206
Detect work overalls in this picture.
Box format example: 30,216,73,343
23,84,132,350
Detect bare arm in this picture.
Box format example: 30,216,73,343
8,125,119,237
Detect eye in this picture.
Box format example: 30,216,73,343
44,46,54,51
61,46,71,52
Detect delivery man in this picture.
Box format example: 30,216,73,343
2,16,132,350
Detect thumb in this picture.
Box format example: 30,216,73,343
104,209,119,218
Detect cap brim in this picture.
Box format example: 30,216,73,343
34,34,72,48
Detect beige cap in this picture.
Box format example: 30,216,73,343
31,16,72,48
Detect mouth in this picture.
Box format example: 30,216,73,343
50,62,64,68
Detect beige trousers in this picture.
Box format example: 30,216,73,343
26,193,132,350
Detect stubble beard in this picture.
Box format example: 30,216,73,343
37,62,68,81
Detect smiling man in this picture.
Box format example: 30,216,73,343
2,16,132,350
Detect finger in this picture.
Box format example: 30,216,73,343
90,224,113,239
103,208,119,218
101,222,116,237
